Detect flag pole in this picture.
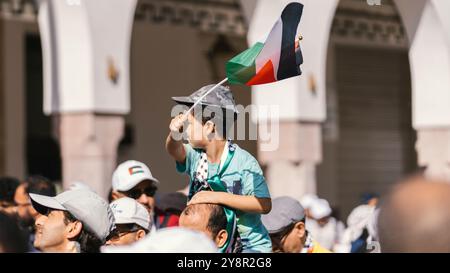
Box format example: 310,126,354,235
184,77,229,117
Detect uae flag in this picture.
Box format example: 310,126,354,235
226,2,304,86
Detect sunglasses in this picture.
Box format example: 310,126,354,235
123,186,157,199
106,224,142,241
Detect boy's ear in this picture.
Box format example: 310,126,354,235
204,120,216,135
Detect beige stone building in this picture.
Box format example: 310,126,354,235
1,0,450,218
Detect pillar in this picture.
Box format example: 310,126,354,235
396,0,450,181
37,0,137,197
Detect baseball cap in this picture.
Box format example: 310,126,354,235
29,190,115,242
310,198,332,220
68,181,95,192
261,196,306,234
110,197,151,231
101,227,218,253
112,160,159,192
172,84,239,114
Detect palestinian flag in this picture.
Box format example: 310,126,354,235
128,166,144,175
226,2,304,86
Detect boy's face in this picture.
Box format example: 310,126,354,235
185,113,213,148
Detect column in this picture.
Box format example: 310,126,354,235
37,0,137,197
396,0,450,181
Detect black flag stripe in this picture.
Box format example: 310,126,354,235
277,2,304,81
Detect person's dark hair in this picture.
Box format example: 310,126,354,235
25,175,56,197
272,218,306,239
107,187,113,203
156,192,187,216
0,177,20,203
182,103,237,138
119,223,147,233
202,106,237,139
360,192,379,205
63,211,103,253
0,212,28,253
182,203,228,238
205,204,228,239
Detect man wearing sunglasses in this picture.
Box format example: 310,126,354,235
105,197,150,246
261,196,331,253
111,160,159,213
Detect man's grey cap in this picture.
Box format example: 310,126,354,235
261,196,306,234
30,189,116,242
172,84,239,114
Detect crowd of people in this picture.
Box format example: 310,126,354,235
1,84,450,253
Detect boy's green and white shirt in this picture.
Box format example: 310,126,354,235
176,143,272,253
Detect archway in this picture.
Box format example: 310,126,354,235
317,0,418,219
240,0,447,215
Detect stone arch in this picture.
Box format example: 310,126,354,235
240,0,450,205
395,0,450,179
322,0,417,217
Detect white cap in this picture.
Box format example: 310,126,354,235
112,160,159,192
68,181,95,193
310,198,332,219
110,197,151,231
101,227,218,253
29,190,115,242
300,194,318,209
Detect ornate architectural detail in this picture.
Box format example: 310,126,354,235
0,0,247,36
0,0,37,20
134,0,247,37
331,0,408,48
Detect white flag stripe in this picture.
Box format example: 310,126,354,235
254,18,283,80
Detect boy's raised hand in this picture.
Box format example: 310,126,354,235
187,191,226,206
169,114,187,139
166,114,188,162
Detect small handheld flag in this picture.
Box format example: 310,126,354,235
226,2,304,86
185,2,304,115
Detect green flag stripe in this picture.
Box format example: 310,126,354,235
226,42,264,85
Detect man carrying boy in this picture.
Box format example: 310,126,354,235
166,84,272,253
